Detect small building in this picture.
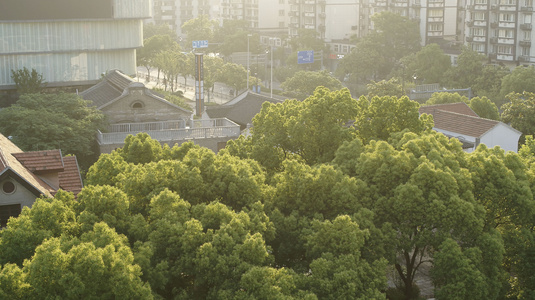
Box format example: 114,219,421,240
204,91,284,131
419,102,522,152
0,134,83,227
81,70,240,153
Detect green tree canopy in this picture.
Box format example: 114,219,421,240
500,66,535,102
501,92,535,142
10,67,46,94
281,70,343,100
401,43,451,85
0,92,107,170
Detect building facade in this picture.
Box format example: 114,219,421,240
0,0,151,90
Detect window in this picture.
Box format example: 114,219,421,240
500,0,516,4
0,204,21,228
497,45,513,54
498,29,514,38
471,12,486,20
499,13,515,22
279,10,284,16
522,47,530,55
472,43,486,52
475,0,487,4
131,101,144,109
429,9,443,17
471,28,486,36
279,0,284,3
429,24,443,31
2,181,15,194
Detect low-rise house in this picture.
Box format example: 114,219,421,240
81,70,240,153
419,102,522,152
204,91,284,131
0,134,83,227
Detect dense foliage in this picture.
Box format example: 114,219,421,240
1,88,534,299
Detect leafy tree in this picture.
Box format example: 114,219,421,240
341,12,420,81
219,62,247,96
473,64,510,104
444,47,486,90
213,20,252,57
0,92,106,169
288,29,325,52
20,223,152,299
468,96,500,120
333,131,487,299
302,216,388,299
137,34,178,76
281,70,343,100
0,193,78,266
10,67,46,94
143,23,177,40
500,66,535,103
230,87,357,170
366,78,405,98
424,92,468,105
400,43,451,85
181,15,217,49
501,92,535,142
355,95,432,142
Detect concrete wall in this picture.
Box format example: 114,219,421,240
0,176,39,209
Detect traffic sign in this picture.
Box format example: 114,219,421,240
298,50,314,64
192,40,209,48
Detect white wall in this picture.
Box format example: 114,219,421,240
480,123,521,153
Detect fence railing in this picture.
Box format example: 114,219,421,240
97,118,240,145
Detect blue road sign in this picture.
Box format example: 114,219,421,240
298,50,314,64
192,40,209,48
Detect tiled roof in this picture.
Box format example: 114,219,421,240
80,69,134,107
58,156,83,196
12,150,64,174
427,109,500,138
0,134,83,198
206,92,283,129
0,135,54,197
419,102,479,117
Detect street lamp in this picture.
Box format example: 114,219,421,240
247,34,252,91
269,38,274,98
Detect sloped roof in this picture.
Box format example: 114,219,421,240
0,134,83,198
419,102,479,117
80,69,134,107
58,156,83,196
0,135,54,197
12,150,64,174
205,92,283,129
98,82,192,114
426,109,502,138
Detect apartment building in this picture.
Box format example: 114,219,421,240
465,0,535,65
0,0,152,90
152,0,218,36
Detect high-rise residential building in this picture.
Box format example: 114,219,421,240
0,0,152,90
465,0,534,66
151,0,219,37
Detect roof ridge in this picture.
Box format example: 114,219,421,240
434,109,498,123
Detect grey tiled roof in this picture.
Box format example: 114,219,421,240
206,92,283,129
80,70,134,107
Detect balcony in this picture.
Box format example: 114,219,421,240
519,55,531,62
488,52,497,59
520,40,532,47
521,6,533,11
491,22,499,28
466,36,473,42
97,119,241,146
521,23,533,30
490,37,498,43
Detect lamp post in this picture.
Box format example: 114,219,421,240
247,34,252,91
270,39,274,98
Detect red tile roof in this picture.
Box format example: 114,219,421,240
12,150,64,174
428,109,500,138
0,134,83,198
58,156,83,196
419,102,479,117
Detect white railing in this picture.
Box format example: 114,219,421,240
97,118,240,145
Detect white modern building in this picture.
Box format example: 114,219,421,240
0,0,152,90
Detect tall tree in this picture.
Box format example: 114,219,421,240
0,92,106,170
10,67,46,94
500,66,535,103
281,70,343,100
501,92,535,143
400,43,451,85
181,15,216,49
444,47,486,90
